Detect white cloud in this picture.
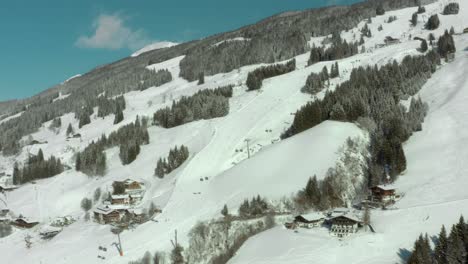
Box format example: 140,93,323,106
76,14,151,51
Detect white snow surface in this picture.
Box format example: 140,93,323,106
1,0,468,263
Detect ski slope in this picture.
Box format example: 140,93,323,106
0,0,467,263
230,9,468,264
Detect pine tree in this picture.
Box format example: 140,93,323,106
376,4,385,15
66,123,74,136
435,225,449,264
447,224,466,263
420,40,428,53
114,107,124,124
411,12,418,26
197,72,204,85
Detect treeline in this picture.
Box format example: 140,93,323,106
0,67,171,156
97,95,126,119
155,145,189,178
283,51,441,185
246,59,296,91
139,69,173,91
425,14,440,30
294,175,345,211
302,63,340,94
12,149,64,185
443,2,459,15
238,195,270,219
438,30,456,58
308,33,359,65
76,116,150,176
407,216,467,264
153,85,233,128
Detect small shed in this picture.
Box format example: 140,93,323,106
39,225,62,239
330,214,361,238
384,36,400,45
0,184,18,193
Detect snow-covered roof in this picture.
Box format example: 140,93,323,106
331,213,361,223
94,205,129,215
111,194,129,199
298,212,325,222
15,217,39,224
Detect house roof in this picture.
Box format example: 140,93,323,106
329,207,350,218
94,205,129,215
372,185,396,191
111,194,129,199
15,217,39,224
297,212,325,222
331,213,361,223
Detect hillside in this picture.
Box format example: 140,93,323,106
0,0,467,263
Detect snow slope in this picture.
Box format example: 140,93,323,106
230,4,468,264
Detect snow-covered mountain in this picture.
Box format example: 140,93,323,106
131,41,178,57
0,0,467,263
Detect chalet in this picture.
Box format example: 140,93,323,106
330,214,361,238
464,28,468,34
294,212,325,228
370,185,396,204
384,36,400,46
93,205,127,224
12,217,39,228
111,194,131,205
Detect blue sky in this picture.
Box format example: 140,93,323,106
0,0,361,101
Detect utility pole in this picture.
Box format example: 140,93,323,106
245,139,251,159
111,227,123,256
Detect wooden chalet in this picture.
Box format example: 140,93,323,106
384,36,400,46
330,214,361,238
12,217,39,228
294,213,325,228
370,185,396,204
93,205,127,224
